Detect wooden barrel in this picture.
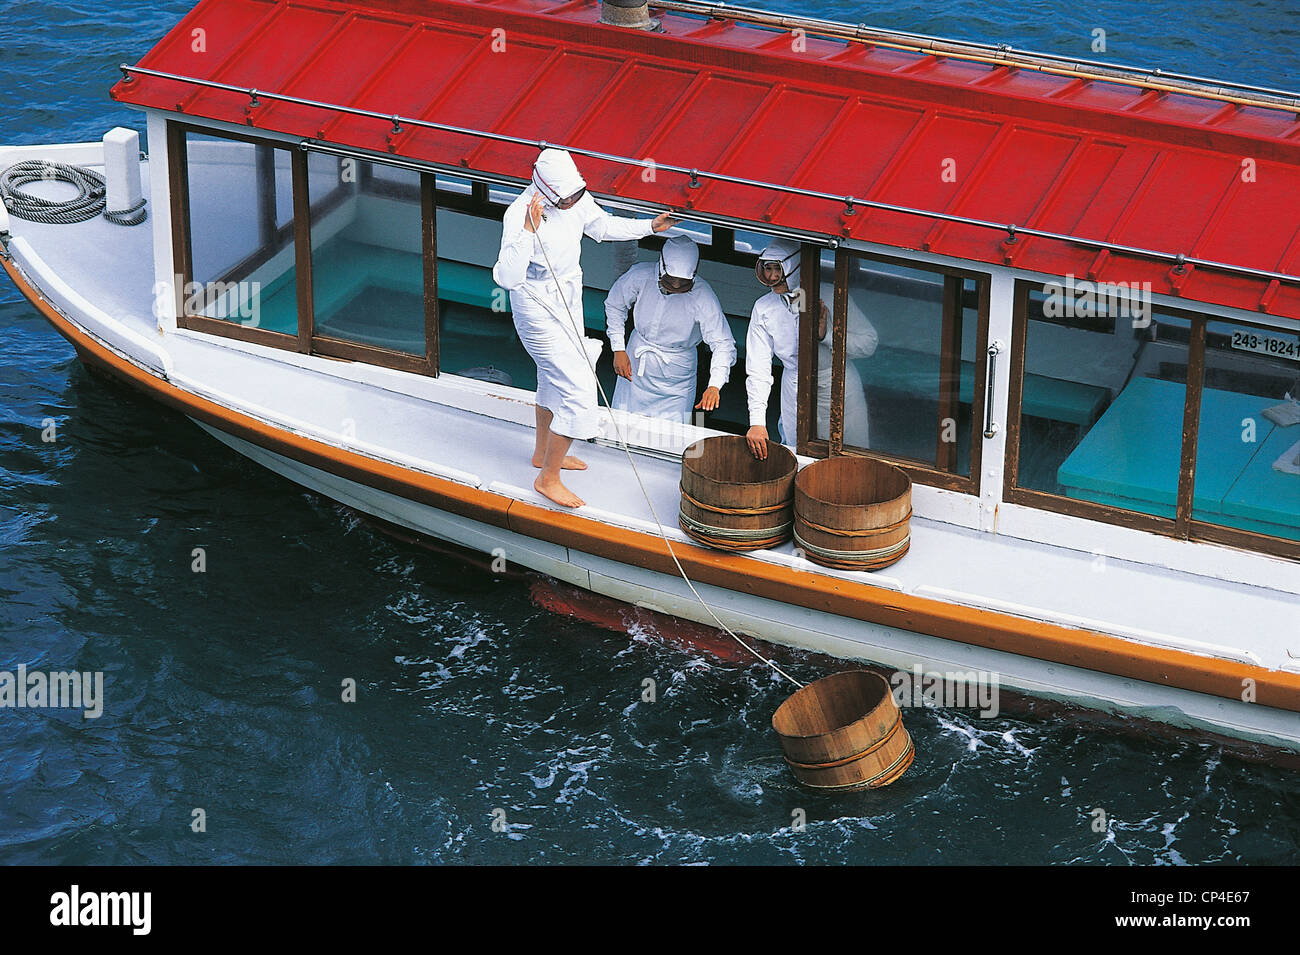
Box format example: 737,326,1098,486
772,670,914,791
793,457,912,570
679,436,797,552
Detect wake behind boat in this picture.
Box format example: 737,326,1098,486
2,0,1299,756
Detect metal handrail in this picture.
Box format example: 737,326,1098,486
652,0,1300,110
119,63,1300,288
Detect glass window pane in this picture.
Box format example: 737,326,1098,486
667,220,712,245
950,277,980,476
734,229,770,255
1016,290,1190,519
488,184,523,206
434,201,538,391
835,254,960,471
805,251,832,444
435,174,473,195
308,156,426,357
184,132,296,335
1192,320,1300,542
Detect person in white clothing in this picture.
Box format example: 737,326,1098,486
744,238,878,459
606,235,737,424
493,149,676,507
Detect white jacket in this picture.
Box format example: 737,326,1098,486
745,283,878,444
492,188,654,293
606,263,736,390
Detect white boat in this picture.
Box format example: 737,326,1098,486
3,0,1298,757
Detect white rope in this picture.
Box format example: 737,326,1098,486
677,508,792,542
0,160,147,226
531,218,805,689
793,528,911,563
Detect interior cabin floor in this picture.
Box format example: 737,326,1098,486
4,154,1298,678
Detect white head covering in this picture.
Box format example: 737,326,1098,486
532,149,586,205
758,237,802,294
659,235,700,281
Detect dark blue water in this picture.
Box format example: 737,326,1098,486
2,1,1299,865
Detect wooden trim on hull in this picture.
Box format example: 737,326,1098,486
6,255,1300,718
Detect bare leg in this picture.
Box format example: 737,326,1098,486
531,406,586,470
534,427,585,508
532,405,552,464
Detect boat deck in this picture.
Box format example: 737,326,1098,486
4,144,1298,680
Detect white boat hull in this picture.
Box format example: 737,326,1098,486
193,418,1300,756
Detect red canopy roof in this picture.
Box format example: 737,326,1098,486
114,0,1300,321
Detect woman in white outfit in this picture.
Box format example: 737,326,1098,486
744,238,877,459
606,235,736,424
492,149,676,507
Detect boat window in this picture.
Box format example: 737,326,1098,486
670,221,712,245
1012,284,1189,520
807,249,987,491
840,254,970,473
808,248,833,444
1008,280,1300,558
177,130,299,341
305,156,431,367
300,151,348,221
489,184,524,206
365,160,420,199
262,151,348,231
433,196,539,391
734,230,773,256
1191,319,1300,544
434,174,473,196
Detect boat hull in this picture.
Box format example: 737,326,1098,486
5,249,1299,757
193,417,1300,755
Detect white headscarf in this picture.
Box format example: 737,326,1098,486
532,149,586,205
758,237,802,305
659,235,700,280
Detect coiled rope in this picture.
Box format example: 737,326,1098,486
792,528,911,568
532,217,805,689
677,508,793,550
0,160,147,226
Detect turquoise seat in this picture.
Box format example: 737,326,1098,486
1057,377,1186,517
438,259,609,330
1058,376,1291,523
1190,387,1279,515
1218,423,1300,541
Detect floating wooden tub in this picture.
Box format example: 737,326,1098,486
772,670,914,791
794,457,912,570
679,436,797,552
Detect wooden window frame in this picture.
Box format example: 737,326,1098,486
169,121,439,376
169,122,302,350
304,153,438,376
1003,279,1300,561
800,247,990,497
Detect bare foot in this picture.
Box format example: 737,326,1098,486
534,475,585,508
532,455,587,471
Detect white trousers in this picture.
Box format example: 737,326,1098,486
511,280,602,441
611,330,698,423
